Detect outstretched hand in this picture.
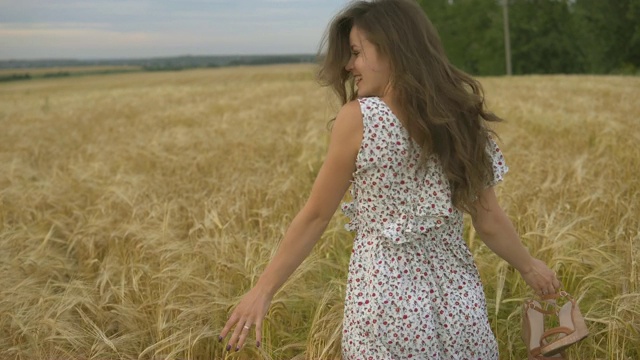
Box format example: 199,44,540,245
519,257,562,296
218,286,272,352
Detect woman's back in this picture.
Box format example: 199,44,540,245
340,96,506,359
342,97,460,244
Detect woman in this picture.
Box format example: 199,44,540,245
219,0,560,358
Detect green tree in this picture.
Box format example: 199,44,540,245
629,0,640,72
572,0,640,73
507,0,584,74
419,0,505,75
418,0,639,75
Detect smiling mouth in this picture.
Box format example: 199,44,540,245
354,75,362,85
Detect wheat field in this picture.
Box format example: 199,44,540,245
0,64,638,359
0,66,142,77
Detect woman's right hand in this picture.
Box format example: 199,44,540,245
218,286,273,352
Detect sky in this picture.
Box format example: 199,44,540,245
0,0,350,60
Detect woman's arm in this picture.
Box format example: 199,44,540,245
218,100,363,352
471,187,561,294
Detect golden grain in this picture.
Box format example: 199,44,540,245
1,65,638,359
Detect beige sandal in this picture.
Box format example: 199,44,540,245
522,291,589,358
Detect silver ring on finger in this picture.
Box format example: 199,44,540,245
243,325,250,330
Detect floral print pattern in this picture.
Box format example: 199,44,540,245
340,97,508,359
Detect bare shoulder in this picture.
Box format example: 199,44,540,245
332,99,363,138
337,99,362,118
331,99,363,149
300,100,363,220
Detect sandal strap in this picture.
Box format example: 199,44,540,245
524,300,558,315
540,293,560,301
540,326,574,346
530,346,543,357
533,354,565,359
534,291,577,314
530,345,566,359
541,291,573,302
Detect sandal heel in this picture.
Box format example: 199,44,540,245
523,291,588,358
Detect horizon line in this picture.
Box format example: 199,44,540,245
0,52,319,63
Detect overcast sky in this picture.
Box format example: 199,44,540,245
0,0,350,60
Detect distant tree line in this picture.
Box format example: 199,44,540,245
0,73,32,82
418,0,640,75
0,55,316,71
0,54,319,82
0,69,138,82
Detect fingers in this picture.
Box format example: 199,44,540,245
219,313,239,352
219,317,260,352
537,271,562,296
539,287,555,296
217,287,271,353
548,271,561,294
236,322,252,350
523,259,565,297
255,318,263,348
219,313,238,343
227,318,247,352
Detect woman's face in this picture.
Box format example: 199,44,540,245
345,26,392,98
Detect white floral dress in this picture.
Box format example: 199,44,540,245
340,97,508,360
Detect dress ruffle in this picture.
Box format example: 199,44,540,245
382,204,451,244
341,200,358,232
342,199,453,245
486,137,509,187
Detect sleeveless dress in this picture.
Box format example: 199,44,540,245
340,97,508,360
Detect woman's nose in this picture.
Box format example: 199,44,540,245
345,58,353,72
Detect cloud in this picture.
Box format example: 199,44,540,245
0,22,322,59
0,0,349,59
0,27,154,44
0,22,111,30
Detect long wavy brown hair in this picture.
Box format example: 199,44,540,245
317,0,503,215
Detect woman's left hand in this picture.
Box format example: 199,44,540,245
519,257,562,296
